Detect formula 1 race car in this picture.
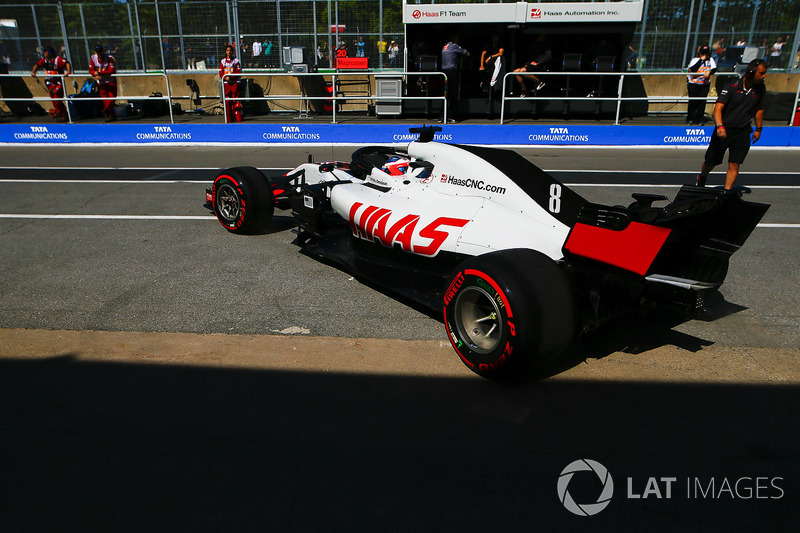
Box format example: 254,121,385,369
205,126,769,379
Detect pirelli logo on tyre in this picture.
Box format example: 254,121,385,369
443,271,464,305
441,174,507,195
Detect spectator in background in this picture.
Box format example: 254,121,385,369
205,38,215,68
685,45,716,125
89,43,117,122
316,41,325,66
355,36,366,58
711,37,726,64
736,37,747,47
624,43,638,70
388,40,399,68
238,40,247,69
769,36,784,68
162,37,171,69
219,44,242,122
251,38,262,68
263,38,274,68
316,41,328,68
377,37,387,67
31,45,71,121
185,42,196,69
172,41,181,69
334,39,347,68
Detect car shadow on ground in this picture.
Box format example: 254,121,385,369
330,261,749,383
543,290,748,379
251,214,297,235
0,352,796,532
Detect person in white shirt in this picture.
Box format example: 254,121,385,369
769,37,784,68
686,45,717,125
252,39,262,68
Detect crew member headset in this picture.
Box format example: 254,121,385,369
744,58,766,79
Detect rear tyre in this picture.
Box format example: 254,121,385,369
212,166,275,234
443,249,576,380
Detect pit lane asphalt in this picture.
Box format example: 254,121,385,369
1,144,799,531
1,144,797,346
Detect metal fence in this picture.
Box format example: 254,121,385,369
0,1,406,73
632,0,800,70
1,1,799,73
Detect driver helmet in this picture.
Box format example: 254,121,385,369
382,156,410,176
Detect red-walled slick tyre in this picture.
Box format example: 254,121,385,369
212,166,275,234
443,249,576,380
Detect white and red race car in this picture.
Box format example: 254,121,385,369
206,126,769,379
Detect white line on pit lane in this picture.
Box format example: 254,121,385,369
550,169,800,175
568,184,800,188
0,167,284,171
0,180,212,184
0,214,796,228
0,166,223,170
0,214,215,220
757,224,800,228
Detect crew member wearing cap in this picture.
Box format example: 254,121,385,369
31,46,72,121
686,45,717,125
89,44,118,122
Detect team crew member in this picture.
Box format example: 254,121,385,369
512,34,552,97
89,44,117,122
686,45,716,125
219,44,242,122
31,46,72,121
696,59,767,190
440,35,469,124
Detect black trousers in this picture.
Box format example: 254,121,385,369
687,83,710,124
443,68,461,119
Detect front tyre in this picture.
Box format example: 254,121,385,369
212,166,275,234
443,249,575,380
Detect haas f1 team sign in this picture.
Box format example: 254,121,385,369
404,1,644,24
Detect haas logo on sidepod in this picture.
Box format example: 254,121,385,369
348,202,468,256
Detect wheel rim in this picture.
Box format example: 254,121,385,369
216,183,241,222
454,286,503,354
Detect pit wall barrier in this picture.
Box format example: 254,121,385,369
3,123,800,147
5,71,800,126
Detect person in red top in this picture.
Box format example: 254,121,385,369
219,44,243,122
89,44,118,122
31,46,72,121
